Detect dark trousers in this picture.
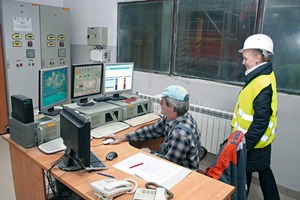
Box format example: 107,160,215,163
246,167,280,200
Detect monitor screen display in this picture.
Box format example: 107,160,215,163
58,106,91,171
102,62,134,100
39,66,68,116
71,63,103,106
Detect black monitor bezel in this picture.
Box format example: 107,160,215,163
70,63,103,105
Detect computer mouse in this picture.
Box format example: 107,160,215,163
106,151,118,161
102,138,115,145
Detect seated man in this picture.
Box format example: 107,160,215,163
107,85,202,171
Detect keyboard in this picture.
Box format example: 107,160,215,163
124,112,161,127
85,151,107,171
38,137,66,154
91,122,130,138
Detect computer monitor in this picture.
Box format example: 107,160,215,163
58,106,91,171
71,63,103,106
38,66,68,116
101,62,134,101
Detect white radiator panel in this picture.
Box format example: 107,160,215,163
137,93,233,154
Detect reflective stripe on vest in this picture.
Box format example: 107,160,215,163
231,72,278,148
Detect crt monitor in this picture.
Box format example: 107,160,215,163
101,62,134,100
71,63,103,106
39,66,68,116
58,106,91,171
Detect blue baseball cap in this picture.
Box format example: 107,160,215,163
158,85,190,102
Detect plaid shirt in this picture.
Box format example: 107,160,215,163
125,112,201,170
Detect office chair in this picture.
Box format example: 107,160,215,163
199,145,208,161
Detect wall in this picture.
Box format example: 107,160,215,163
13,0,300,194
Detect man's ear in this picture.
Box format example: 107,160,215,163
170,104,177,112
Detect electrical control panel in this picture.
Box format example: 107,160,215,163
90,49,110,62
87,27,108,46
1,1,71,113
1,0,42,111
39,5,70,69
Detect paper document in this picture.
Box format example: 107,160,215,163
113,152,191,189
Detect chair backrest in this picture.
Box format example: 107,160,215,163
199,145,207,161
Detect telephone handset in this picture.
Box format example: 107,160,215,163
90,178,138,200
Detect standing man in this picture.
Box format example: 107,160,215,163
231,34,280,199
107,85,202,171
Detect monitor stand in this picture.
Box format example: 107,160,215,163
58,149,83,171
43,107,62,116
77,98,95,107
110,93,127,101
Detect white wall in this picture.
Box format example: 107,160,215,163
15,0,300,193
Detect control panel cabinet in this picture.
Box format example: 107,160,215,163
1,0,41,111
0,1,71,113
39,5,70,69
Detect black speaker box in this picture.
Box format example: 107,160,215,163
11,95,34,124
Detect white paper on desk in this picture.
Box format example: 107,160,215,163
113,152,191,189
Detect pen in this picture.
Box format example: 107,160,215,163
97,172,115,179
129,162,144,169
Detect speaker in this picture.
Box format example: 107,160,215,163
11,95,34,124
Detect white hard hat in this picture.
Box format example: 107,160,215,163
239,34,274,55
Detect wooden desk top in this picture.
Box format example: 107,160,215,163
3,124,235,200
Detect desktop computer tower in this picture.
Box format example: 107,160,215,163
66,102,125,128
107,94,153,120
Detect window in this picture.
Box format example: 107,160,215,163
118,0,300,95
175,0,257,82
117,1,173,73
263,0,300,93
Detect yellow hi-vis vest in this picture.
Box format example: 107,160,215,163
231,72,277,148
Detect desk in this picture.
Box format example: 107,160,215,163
3,125,234,200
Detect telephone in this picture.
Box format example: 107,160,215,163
90,178,138,200
133,187,167,200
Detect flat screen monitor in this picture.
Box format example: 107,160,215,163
58,106,91,171
39,66,68,116
71,63,103,106
101,62,134,101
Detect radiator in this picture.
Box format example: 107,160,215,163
137,93,233,154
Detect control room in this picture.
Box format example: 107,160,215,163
0,0,299,200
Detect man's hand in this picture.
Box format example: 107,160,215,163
103,134,126,145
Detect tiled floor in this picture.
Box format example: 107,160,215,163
0,135,298,200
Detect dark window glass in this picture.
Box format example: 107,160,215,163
117,1,173,73
117,0,300,95
175,0,257,83
263,0,300,94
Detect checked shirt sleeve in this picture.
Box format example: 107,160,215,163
125,117,166,141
